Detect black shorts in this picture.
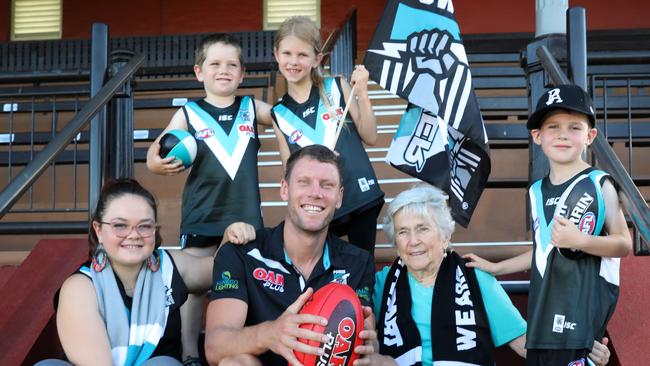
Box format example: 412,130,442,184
179,234,223,249
329,199,384,255
527,349,593,366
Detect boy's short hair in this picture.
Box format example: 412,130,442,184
527,84,596,130
195,33,244,68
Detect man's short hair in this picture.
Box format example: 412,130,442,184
284,145,343,185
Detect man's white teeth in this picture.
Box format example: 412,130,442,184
303,205,323,213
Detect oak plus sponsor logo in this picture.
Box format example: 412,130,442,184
195,128,215,140
214,271,239,291
321,107,344,125
317,316,355,366
253,267,285,292
238,123,255,138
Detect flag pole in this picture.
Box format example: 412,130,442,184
331,83,357,150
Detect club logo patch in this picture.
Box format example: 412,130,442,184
578,212,596,234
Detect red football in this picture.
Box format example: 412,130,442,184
294,283,364,366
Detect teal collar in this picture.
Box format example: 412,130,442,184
283,241,331,270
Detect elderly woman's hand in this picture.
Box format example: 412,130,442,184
353,307,398,366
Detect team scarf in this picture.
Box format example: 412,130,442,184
85,249,174,366
377,252,493,365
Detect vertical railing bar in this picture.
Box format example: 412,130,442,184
603,78,608,138
8,97,14,183
626,78,633,175
72,95,79,209
51,96,57,210
29,96,36,209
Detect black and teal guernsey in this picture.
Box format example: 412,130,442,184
181,96,263,237
271,77,384,219
526,168,620,350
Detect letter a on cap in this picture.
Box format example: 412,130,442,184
546,88,563,106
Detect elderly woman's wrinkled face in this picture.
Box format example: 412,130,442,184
393,209,448,275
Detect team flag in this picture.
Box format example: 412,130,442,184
363,0,491,227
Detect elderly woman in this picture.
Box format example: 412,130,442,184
370,184,526,365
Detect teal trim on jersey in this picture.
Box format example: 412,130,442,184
391,3,461,41
185,98,251,155
284,241,330,270
588,170,607,236
273,79,335,145
374,265,526,364
531,179,553,251
79,265,91,276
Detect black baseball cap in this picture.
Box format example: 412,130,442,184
527,84,596,130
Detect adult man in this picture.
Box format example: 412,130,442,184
204,145,376,366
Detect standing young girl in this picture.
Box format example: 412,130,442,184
271,16,384,254
146,33,272,365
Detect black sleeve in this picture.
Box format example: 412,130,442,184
356,252,376,308
207,243,249,304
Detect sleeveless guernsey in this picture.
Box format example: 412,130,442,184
181,96,263,236
526,168,619,350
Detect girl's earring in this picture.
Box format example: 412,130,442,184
92,244,107,272
147,251,160,272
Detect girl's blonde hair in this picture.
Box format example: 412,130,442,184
274,16,325,91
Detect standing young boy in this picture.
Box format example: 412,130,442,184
146,33,273,365
464,84,631,365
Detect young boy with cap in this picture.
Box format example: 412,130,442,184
464,84,631,365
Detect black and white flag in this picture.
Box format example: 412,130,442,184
363,0,490,226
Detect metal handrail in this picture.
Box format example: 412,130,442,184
537,45,650,254
0,53,145,218
321,7,357,78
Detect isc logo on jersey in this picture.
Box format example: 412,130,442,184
578,212,596,234
195,128,215,140
290,129,303,144
253,267,285,292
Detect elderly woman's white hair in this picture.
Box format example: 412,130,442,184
383,184,455,245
